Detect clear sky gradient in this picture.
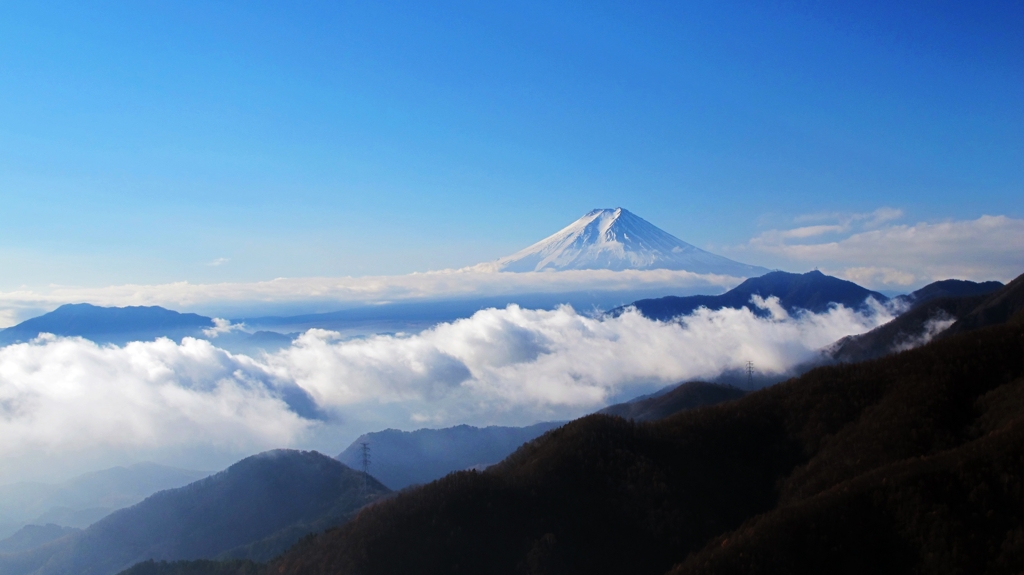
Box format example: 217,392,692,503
1,1,1023,482
1,1,1021,289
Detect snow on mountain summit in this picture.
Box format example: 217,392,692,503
477,208,768,277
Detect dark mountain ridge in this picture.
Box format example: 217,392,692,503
614,270,888,321
941,271,1024,337
894,278,1003,309
598,381,746,422
262,273,1024,575
829,293,986,363
0,450,388,575
118,559,261,575
830,276,1017,364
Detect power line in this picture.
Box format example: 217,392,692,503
746,361,755,389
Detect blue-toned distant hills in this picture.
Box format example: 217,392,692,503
617,271,1007,323
0,450,387,575
0,524,80,554
613,270,890,320
0,304,293,353
0,463,209,532
0,304,214,346
336,422,565,490
1,273,1007,356
1,271,882,348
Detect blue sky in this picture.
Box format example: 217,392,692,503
0,0,1021,289
1,1,1024,482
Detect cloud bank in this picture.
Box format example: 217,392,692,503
734,211,1024,289
0,298,896,480
0,269,739,327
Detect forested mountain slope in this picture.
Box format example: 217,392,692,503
598,381,746,422
266,277,1024,575
893,278,1003,308
832,273,1023,363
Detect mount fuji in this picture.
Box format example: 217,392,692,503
478,208,769,277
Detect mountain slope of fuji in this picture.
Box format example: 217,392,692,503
477,208,768,277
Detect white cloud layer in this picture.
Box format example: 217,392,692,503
0,269,738,327
735,212,1024,288
0,336,311,456
0,299,895,480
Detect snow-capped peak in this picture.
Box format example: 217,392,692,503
476,208,768,276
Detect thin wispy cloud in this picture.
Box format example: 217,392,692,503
776,225,847,239
792,207,904,228
734,212,1024,288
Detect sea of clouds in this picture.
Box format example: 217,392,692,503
0,297,897,481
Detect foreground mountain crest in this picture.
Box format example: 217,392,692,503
478,208,768,276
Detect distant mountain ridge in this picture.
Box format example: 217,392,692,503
0,304,214,346
0,524,79,554
614,270,888,321
0,304,296,354
0,463,209,539
0,450,388,575
337,422,564,490
477,208,768,276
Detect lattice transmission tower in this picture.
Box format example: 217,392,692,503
359,442,371,493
